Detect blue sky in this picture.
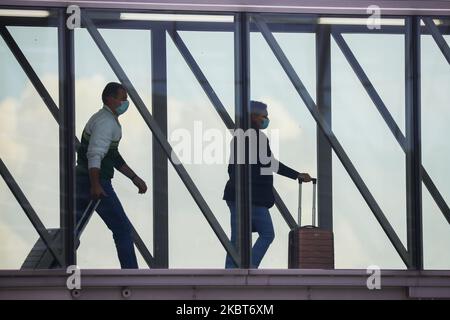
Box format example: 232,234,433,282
0,20,449,269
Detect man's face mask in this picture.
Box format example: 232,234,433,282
116,100,129,115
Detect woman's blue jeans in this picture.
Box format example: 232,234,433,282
225,201,275,268
75,175,138,269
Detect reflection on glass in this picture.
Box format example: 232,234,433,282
421,20,450,269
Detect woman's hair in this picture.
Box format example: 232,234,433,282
250,100,267,115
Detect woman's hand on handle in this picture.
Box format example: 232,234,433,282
298,172,312,183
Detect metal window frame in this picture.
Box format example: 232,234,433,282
3,0,450,16
151,24,169,268
252,14,410,267
316,24,333,232
405,16,423,270
234,12,252,268
0,4,449,270
165,16,297,231
0,12,156,268
0,159,64,266
82,11,241,267
58,7,76,267
331,30,450,227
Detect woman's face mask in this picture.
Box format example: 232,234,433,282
251,113,269,129
260,117,270,129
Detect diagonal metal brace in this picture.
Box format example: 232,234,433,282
332,31,450,225
167,28,297,229
0,158,64,266
253,15,410,267
82,13,240,267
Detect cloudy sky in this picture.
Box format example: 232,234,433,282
0,18,449,270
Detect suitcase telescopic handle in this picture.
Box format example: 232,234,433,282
298,178,317,227
75,199,101,237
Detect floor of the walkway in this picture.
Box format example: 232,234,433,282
1,269,450,300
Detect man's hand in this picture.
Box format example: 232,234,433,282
298,172,312,183
89,168,107,199
132,176,148,194
90,183,108,199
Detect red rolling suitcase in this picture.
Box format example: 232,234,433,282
288,179,335,269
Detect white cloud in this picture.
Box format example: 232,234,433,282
0,225,32,269
0,97,27,166
1,39,449,270
260,96,304,142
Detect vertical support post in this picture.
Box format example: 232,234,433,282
58,9,76,267
316,24,333,232
235,13,251,268
152,25,169,268
405,16,423,270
